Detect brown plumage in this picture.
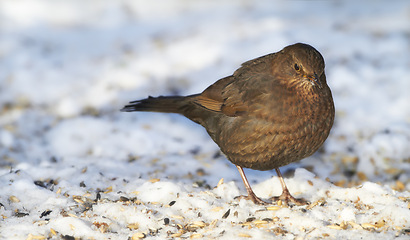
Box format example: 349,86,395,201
122,43,335,205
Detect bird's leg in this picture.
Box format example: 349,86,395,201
272,168,307,206
235,165,269,205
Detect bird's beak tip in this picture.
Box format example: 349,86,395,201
305,74,322,88
314,77,322,89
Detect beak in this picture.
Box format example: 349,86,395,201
306,73,322,89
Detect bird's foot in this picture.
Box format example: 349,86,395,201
269,189,308,206
235,193,269,205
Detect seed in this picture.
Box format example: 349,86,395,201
347,221,361,229
238,233,252,238
127,223,139,230
170,231,183,238
246,217,255,222
222,209,230,219
396,181,405,191
120,196,130,202
9,196,20,203
357,172,367,181
26,234,46,240
132,232,146,239
374,220,385,228
104,186,113,194
190,233,203,239
211,207,223,212
73,196,84,204
192,221,206,228
209,219,218,228
327,224,343,230
216,178,224,187
171,215,184,220
361,223,376,229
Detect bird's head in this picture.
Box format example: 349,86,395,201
276,43,326,90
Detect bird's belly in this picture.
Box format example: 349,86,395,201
215,115,329,171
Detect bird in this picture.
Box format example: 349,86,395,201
121,43,335,205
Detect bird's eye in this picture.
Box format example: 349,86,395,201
294,64,300,71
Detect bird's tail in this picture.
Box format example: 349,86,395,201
121,96,192,114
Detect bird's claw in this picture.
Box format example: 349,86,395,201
269,189,308,206
234,194,270,205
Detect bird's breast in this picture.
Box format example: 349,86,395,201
214,89,334,170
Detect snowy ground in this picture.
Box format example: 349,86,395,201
0,0,410,239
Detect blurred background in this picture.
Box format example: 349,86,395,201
0,0,409,188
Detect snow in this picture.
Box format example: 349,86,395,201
1,0,410,239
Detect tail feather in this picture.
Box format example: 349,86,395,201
121,96,187,113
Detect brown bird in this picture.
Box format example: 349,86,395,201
121,43,335,205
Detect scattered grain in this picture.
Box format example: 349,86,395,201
104,186,113,194
267,206,281,211
357,172,367,181
327,224,343,230
361,223,376,229
132,232,146,239
238,233,252,238
190,233,203,239
128,223,139,230
149,178,160,183
9,195,20,203
222,209,230,219
216,178,224,188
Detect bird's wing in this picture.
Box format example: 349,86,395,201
221,73,276,116
194,53,278,117
194,73,277,117
194,76,234,113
